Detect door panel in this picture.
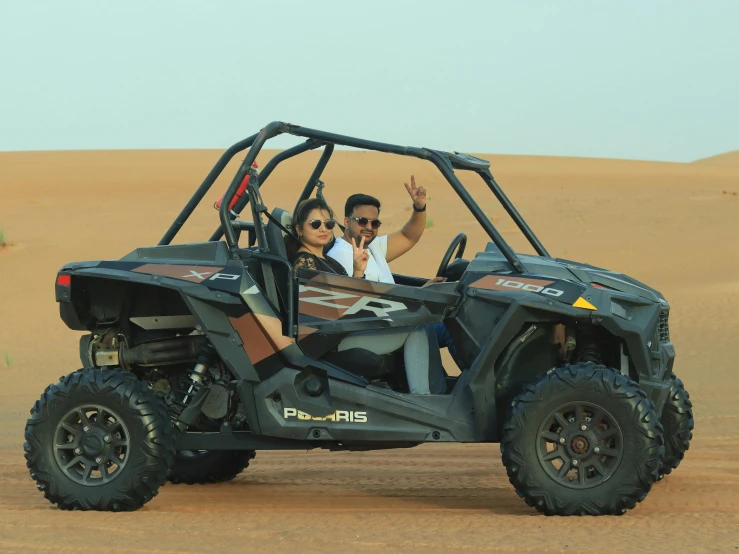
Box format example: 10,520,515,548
296,268,459,343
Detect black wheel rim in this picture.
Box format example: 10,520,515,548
536,401,623,490
53,404,130,487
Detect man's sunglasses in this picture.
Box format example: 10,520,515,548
308,219,337,230
350,216,382,229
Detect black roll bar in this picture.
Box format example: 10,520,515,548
294,143,334,213
165,120,546,274
479,170,550,258
259,138,323,183
285,123,429,160
219,122,287,258
208,138,322,241
159,132,259,245
425,151,528,274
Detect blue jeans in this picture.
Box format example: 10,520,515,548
434,322,457,361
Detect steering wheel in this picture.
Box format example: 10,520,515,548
437,232,467,277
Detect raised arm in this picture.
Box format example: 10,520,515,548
386,175,427,262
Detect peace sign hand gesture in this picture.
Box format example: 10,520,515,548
352,236,369,278
404,175,426,210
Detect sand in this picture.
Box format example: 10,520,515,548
694,150,739,166
1,146,738,552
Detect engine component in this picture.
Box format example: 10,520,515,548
153,378,172,395
94,348,119,367
201,384,230,419
180,342,216,405
118,335,208,370
563,329,577,362
573,327,602,364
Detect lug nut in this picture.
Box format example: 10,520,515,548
83,426,90,432
594,447,601,454
95,456,103,464
580,424,587,431
104,435,111,443
74,447,82,455
559,437,566,444
572,459,579,466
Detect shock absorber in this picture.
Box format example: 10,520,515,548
574,327,602,364
177,342,217,407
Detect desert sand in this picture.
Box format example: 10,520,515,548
1,145,738,553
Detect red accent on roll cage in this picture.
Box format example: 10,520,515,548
214,162,259,213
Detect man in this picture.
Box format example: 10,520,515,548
327,176,457,361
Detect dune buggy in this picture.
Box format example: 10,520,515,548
24,121,693,515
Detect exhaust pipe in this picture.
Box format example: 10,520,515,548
95,335,208,369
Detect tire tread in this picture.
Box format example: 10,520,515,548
24,368,175,511
500,362,664,516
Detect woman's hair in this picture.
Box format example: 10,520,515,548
284,197,336,260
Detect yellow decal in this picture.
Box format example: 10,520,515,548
573,297,597,310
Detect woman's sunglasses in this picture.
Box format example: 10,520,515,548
350,216,382,229
308,219,337,230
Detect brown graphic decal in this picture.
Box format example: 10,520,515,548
132,264,225,283
299,284,410,321
299,285,377,320
229,312,295,364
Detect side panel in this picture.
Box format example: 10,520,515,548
252,366,479,442
295,268,459,358
453,272,671,441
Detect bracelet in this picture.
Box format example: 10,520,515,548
413,203,427,212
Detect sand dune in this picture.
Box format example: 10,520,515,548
693,149,739,165
1,147,738,552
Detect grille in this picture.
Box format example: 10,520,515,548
658,310,670,343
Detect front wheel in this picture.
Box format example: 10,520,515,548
501,362,664,516
24,368,175,511
658,372,694,478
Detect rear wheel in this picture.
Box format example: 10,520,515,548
168,450,256,484
658,372,693,478
501,362,664,515
24,368,175,511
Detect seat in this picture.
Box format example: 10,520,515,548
256,207,293,327
264,207,293,259
322,347,401,380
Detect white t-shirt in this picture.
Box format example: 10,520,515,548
327,235,395,284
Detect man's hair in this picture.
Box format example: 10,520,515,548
344,194,381,217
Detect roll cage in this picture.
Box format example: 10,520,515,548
158,121,550,274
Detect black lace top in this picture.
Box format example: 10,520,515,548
292,252,349,276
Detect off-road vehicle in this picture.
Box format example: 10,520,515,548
24,121,693,515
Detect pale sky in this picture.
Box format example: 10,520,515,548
1,0,737,162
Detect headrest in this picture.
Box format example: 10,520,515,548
269,207,293,237
279,209,293,237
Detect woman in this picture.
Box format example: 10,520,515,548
287,198,445,395
287,198,369,277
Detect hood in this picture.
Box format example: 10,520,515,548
467,243,666,304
